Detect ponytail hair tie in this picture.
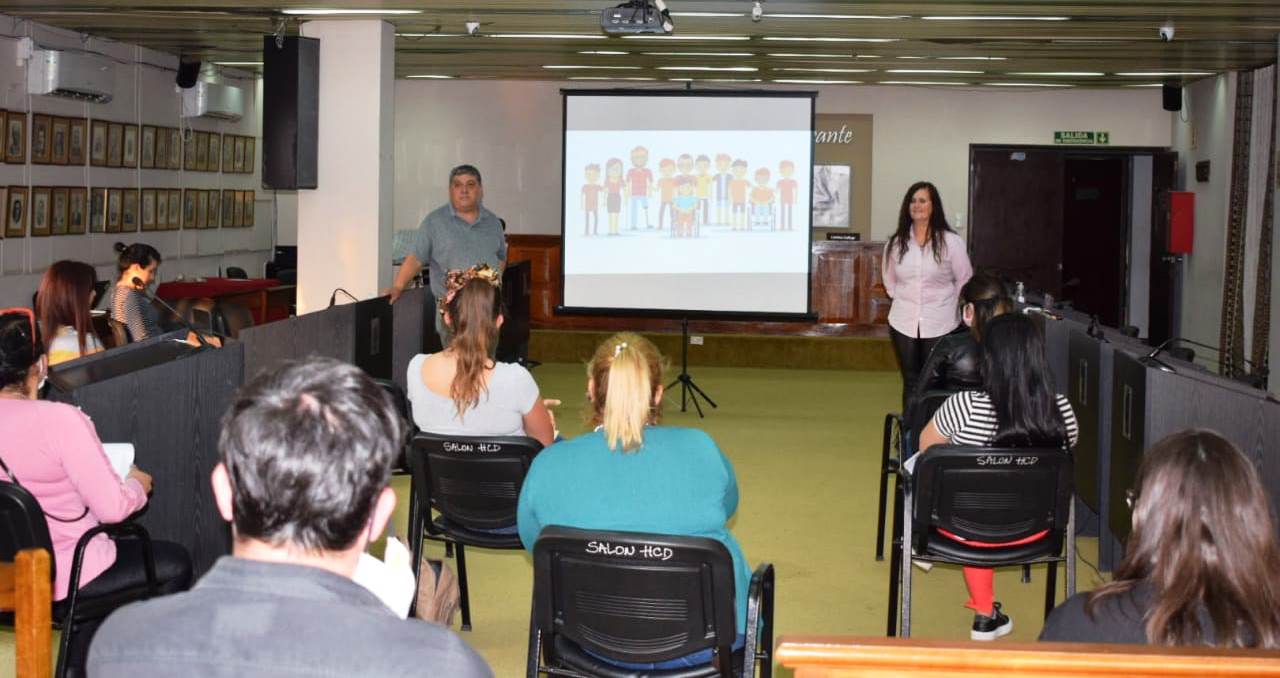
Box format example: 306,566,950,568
613,341,628,357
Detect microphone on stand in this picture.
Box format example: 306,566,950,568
328,287,360,308
132,277,211,350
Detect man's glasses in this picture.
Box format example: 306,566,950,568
0,307,37,348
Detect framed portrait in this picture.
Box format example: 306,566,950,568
194,190,207,229
30,115,51,164
243,190,255,227
68,188,87,235
6,187,27,237
107,122,123,168
5,112,26,164
106,188,122,233
183,131,197,171
141,126,156,169
122,189,139,232
68,118,86,165
221,136,234,173
140,189,156,231
89,188,106,233
155,187,168,228
51,187,68,235
233,136,246,173
0,188,5,231
167,189,181,230
90,120,108,166
232,190,245,227
51,117,69,165
812,164,851,229
182,189,196,229
221,190,234,228
30,187,51,236
168,128,181,169
243,138,255,174
122,124,138,168
209,134,221,173
153,127,168,170
193,131,207,171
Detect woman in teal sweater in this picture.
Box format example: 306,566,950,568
517,332,750,667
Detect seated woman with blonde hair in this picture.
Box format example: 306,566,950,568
517,332,750,669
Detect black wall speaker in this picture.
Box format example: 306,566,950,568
176,60,201,89
263,36,319,190
1162,83,1182,112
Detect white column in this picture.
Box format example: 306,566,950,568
296,20,395,314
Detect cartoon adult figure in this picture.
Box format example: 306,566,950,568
656,158,677,231
713,153,732,225
750,168,776,231
695,155,712,228
672,176,698,238
624,146,653,229
729,159,750,231
581,163,602,236
676,154,695,186
777,160,798,230
604,158,625,236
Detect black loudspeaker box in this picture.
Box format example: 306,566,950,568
1162,83,1182,112
176,60,201,88
263,36,320,190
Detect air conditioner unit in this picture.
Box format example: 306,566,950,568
26,49,114,103
181,81,245,121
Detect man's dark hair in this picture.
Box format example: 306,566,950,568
218,358,405,551
449,164,482,185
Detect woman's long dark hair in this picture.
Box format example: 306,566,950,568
1087,430,1280,648
960,273,1013,341
114,241,161,281
980,313,1066,447
0,312,44,392
889,181,954,263
37,260,99,356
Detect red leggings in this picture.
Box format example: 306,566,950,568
937,528,1048,616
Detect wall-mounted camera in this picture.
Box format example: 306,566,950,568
465,21,481,36
1158,21,1175,42
751,1,763,22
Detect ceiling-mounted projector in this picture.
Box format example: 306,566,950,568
601,0,674,34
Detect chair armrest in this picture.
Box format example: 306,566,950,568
68,521,158,595
744,562,776,678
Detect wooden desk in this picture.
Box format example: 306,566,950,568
156,278,295,324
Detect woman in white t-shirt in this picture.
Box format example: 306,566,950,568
36,260,105,365
918,313,1078,642
406,264,555,447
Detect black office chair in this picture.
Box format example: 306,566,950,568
528,527,775,678
224,266,248,280
875,389,956,561
0,482,159,678
886,444,1075,638
372,378,415,475
406,432,543,630
217,301,254,339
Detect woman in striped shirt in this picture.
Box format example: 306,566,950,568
918,313,1078,641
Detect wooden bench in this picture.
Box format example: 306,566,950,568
778,635,1280,677
0,548,52,677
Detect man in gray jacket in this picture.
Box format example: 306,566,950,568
87,358,492,678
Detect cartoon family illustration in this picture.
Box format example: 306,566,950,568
580,146,799,237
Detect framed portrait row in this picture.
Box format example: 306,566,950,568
3,186,256,237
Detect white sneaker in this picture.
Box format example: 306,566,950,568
911,559,934,573
970,602,1014,641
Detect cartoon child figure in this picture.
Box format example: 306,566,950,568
712,153,732,225
776,160,798,231
581,163,603,236
604,158,625,235
728,159,750,230
749,167,775,231
657,158,677,231
624,146,653,229
694,155,712,230
672,176,698,238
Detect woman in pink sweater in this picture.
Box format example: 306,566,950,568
0,308,191,673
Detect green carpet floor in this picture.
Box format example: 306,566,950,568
0,362,1107,676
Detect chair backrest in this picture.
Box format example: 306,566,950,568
912,445,1072,555
533,526,738,667
0,548,53,678
217,301,255,339
908,389,958,449
225,266,248,280
409,432,542,530
0,483,55,570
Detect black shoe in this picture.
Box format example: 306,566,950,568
971,602,1013,641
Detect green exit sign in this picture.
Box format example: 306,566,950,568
1054,131,1111,145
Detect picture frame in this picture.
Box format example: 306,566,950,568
195,131,208,171
90,120,108,166
168,128,181,169
68,188,87,235
812,164,852,229
183,131,197,171
122,124,138,168
233,136,246,173
221,136,235,173
195,190,208,229
68,118,86,166
51,187,68,235
243,190,255,227
221,190,234,228
203,189,217,227
182,189,197,229
107,122,123,168
167,189,181,230
140,189,156,231
155,187,168,228
0,188,5,230
141,126,156,169
5,112,26,164
106,188,122,233
122,189,139,232
153,127,168,170
243,138,255,174
209,134,221,173
30,187,51,236
233,190,245,227
6,187,27,237
89,188,106,233
51,117,69,165
30,115,51,164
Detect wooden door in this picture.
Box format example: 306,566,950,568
969,148,1065,296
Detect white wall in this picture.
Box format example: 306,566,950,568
392,80,1171,241
0,13,269,308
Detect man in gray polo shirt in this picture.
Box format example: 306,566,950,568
87,358,492,678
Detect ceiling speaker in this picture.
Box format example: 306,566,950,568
1162,83,1182,112
176,60,201,89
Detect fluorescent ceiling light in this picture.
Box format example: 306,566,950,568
895,56,927,60
579,50,629,55
887,69,983,74
642,51,753,57
214,61,263,66
1125,83,1164,87
881,80,970,85
987,82,1073,87
282,8,422,15
923,15,1069,21
774,67,872,73
568,76,657,80
543,65,643,70
490,33,606,39
397,32,467,37
1116,71,1212,77
773,79,862,84
406,74,455,79
764,37,899,43
767,53,853,58
622,34,750,40
1012,71,1104,76
939,56,1008,61
767,14,908,20
701,78,763,83
657,66,759,72
670,11,745,17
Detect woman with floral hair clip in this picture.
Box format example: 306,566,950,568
407,263,556,448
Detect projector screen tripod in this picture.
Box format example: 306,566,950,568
667,317,717,418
